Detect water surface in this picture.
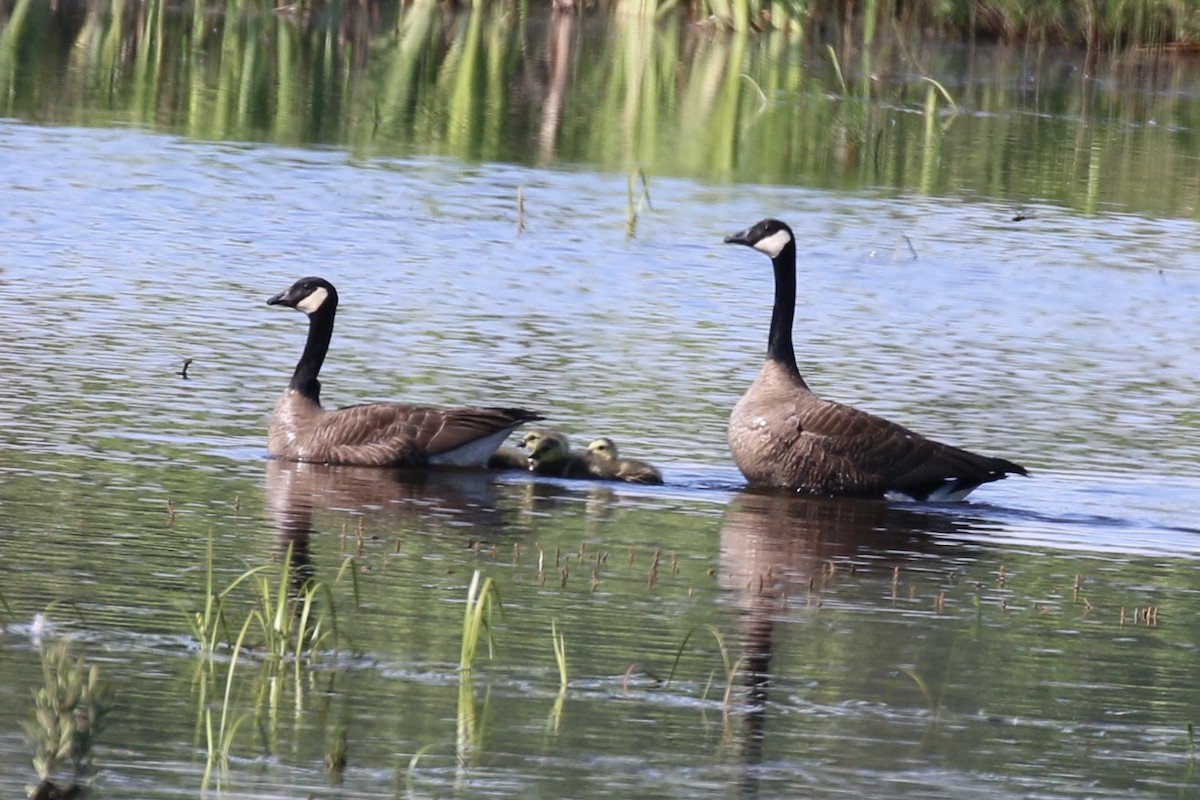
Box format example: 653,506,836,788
2,6,1200,799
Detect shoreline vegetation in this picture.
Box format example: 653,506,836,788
2,0,1198,219
1,0,1199,47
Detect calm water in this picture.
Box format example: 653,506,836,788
3,5,1200,799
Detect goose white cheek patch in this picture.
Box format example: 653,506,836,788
296,287,329,314
752,229,793,258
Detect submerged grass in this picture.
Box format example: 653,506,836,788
202,613,255,790
250,542,350,664
180,534,358,787
664,624,744,708
183,533,356,665
182,530,232,656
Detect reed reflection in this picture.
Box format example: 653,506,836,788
537,8,574,165
717,490,971,795
4,3,1195,214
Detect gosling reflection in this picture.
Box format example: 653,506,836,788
718,490,968,796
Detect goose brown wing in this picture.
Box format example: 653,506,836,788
316,403,540,467
402,406,542,456
796,397,1025,499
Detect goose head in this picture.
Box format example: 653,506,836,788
723,218,795,259
267,276,339,316
587,437,618,461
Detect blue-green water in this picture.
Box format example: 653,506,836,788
2,5,1200,799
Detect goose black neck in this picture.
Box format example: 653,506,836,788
767,240,800,375
290,305,335,401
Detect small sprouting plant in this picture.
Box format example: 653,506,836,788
202,614,255,790
546,620,569,735
182,530,233,656
23,640,113,798
551,620,568,690
460,570,501,673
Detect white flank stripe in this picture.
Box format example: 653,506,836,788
429,428,517,467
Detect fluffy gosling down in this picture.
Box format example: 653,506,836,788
586,438,664,485
723,218,1027,501
524,430,595,479
520,430,665,485
266,276,542,468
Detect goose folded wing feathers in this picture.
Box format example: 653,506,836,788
300,403,534,467
796,397,1025,499
410,407,538,456
791,398,950,497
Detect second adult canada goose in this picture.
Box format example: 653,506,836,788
722,219,1027,501
586,438,665,485
267,277,542,468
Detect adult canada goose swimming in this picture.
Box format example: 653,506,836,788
525,431,595,479
267,276,542,468
586,438,665,485
722,219,1027,501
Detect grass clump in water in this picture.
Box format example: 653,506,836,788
179,535,358,787
23,640,113,800
250,543,354,666
665,624,745,709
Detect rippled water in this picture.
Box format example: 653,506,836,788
3,103,1200,797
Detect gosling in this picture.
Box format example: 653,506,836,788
525,431,595,479
586,438,664,485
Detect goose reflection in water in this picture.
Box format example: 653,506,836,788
716,490,978,796
265,459,515,589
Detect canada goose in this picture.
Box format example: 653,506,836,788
525,431,595,478
586,438,665,485
722,219,1027,501
266,276,542,467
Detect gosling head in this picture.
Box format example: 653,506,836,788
520,430,548,451
528,432,571,470
587,438,619,461
267,277,339,316
724,218,795,259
